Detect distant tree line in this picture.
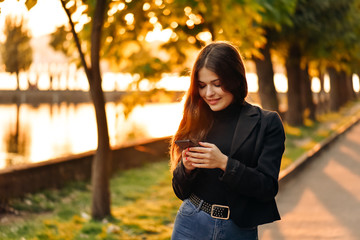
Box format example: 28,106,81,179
0,15,32,91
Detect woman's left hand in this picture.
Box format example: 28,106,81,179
186,142,228,171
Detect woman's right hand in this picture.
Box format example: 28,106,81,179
182,148,196,173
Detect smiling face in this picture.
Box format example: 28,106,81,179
198,67,234,111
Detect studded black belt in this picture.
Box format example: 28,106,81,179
189,194,230,220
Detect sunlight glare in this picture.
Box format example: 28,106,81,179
197,31,212,43
324,74,330,93
353,74,359,92
129,102,184,138
27,0,68,37
189,13,202,25
139,79,152,91
186,19,195,28
184,7,192,16
170,21,178,29
311,77,321,93
0,73,16,89
65,1,75,9
149,16,158,24
143,3,151,11
146,27,172,42
274,73,288,93
125,13,135,25
118,3,126,11
108,5,118,16
155,0,163,7
246,73,258,93
156,74,190,91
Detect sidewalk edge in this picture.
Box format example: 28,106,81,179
278,112,360,182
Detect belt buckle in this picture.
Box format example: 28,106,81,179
211,204,230,220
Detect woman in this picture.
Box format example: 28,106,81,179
170,42,285,240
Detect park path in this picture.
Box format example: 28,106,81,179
259,121,360,240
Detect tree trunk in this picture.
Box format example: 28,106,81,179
60,0,111,220
89,0,111,220
253,35,279,112
328,67,342,111
356,73,360,99
89,78,111,219
339,71,348,106
300,63,316,120
285,43,303,126
15,103,20,153
16,71,20,91
344,72,356,101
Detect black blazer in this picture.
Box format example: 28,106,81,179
172,102,286,227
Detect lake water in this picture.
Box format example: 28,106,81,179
0,101,184,169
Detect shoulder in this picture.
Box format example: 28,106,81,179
245,102,284,127
244,102,280,118
260,107,281,121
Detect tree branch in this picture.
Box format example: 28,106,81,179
60,0,92,80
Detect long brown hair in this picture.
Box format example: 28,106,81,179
170,41,248,171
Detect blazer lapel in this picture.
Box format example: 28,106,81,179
230,102,260,156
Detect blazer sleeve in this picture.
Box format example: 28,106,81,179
172,160,198,200
220,111,285,201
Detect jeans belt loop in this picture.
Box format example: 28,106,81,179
198,200,204,212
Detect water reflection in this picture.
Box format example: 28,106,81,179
3,103,31,167
0,101,184,169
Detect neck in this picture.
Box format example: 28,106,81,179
212,102,241,119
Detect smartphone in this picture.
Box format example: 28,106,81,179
175,139,198,149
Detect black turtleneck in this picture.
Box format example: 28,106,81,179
193,102,242,205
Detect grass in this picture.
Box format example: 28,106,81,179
281,100,360,170
1,161,181,239
1,100,360,239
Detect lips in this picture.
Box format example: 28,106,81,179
206,98,220,105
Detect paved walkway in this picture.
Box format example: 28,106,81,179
259,121,360,240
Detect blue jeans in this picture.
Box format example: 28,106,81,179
172,199,258,240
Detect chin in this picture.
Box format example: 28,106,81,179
209,105,224,111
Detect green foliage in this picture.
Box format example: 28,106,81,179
81,221,103,235
49,26,77,62
48,0,268,77
156,0,266,59
50,0,169,81
257,0,297,27
279,0,360,72
122,49,170,82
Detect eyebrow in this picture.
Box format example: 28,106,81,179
198,79,220,83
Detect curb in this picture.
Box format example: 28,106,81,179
278,110,360,183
